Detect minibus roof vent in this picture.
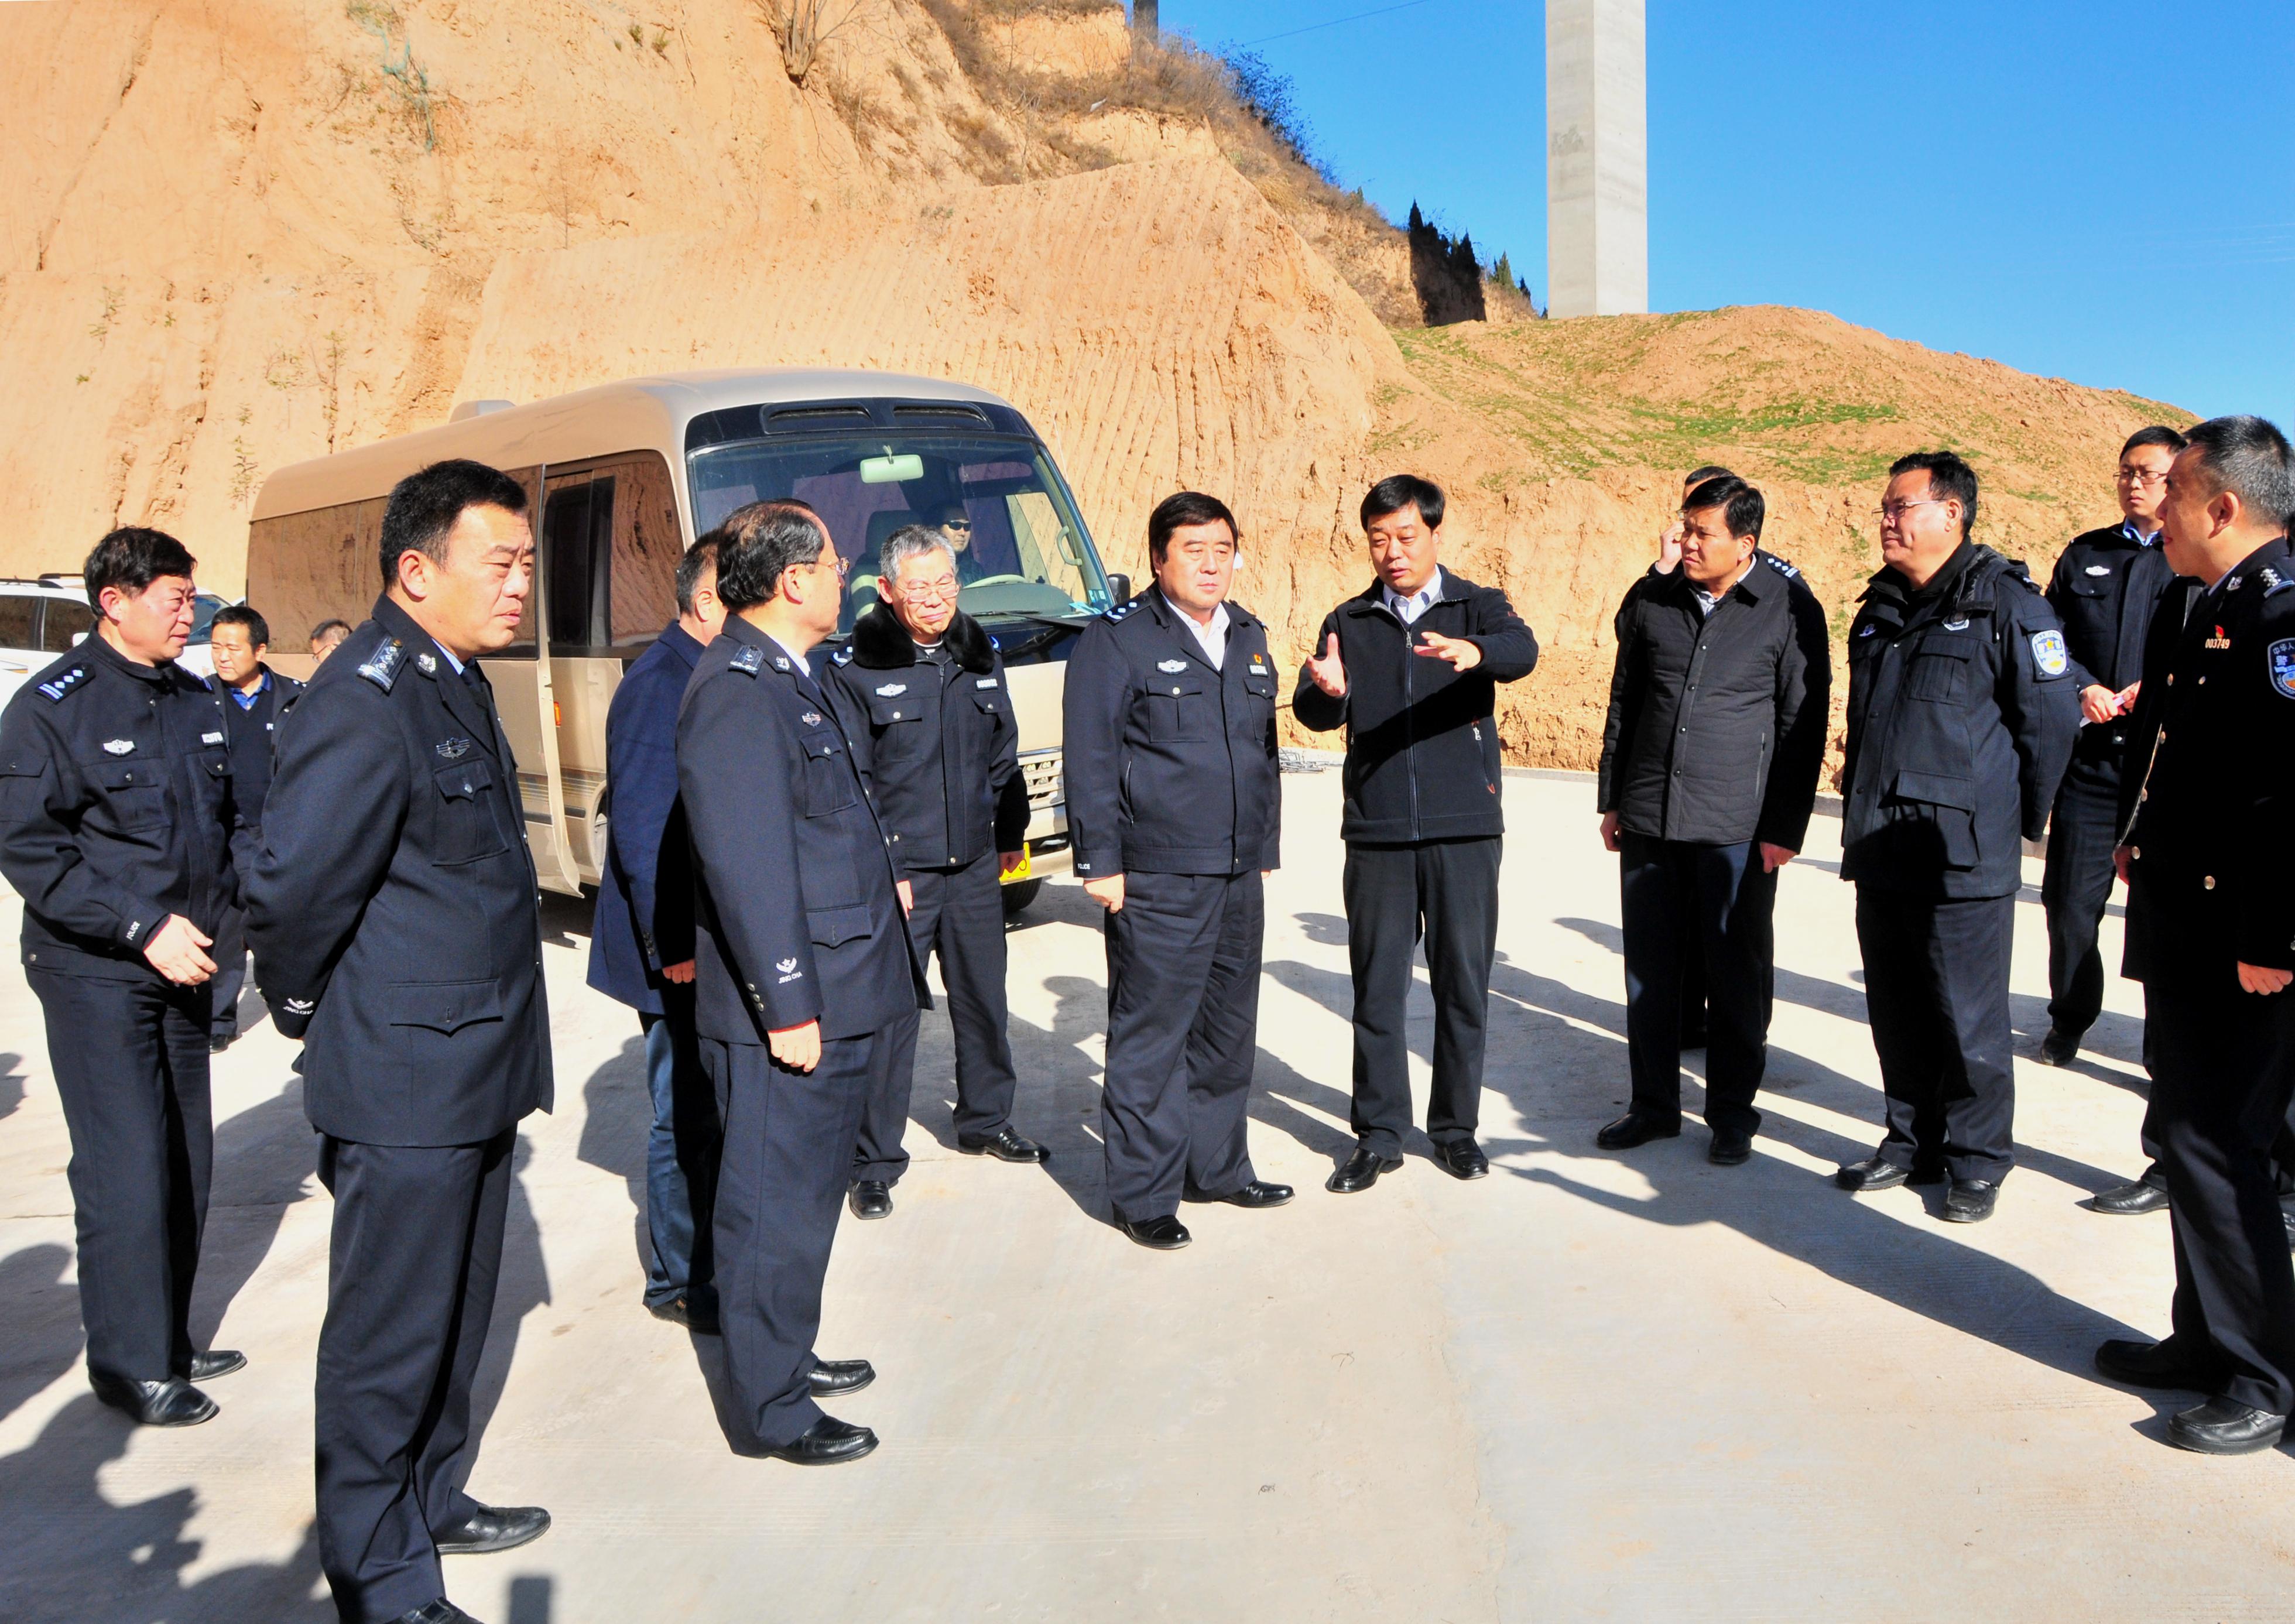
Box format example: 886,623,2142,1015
892,402,991,423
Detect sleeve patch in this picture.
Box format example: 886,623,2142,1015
2270,638,2295,700
2031,629,2070,677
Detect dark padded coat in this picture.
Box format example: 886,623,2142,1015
587,621,703,1016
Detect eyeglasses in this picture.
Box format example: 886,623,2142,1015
895,578,960,602
2116,467,2168,487
943,518,972,532
1875,499,1950,522
810,554,850,580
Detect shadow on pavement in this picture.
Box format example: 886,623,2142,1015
0,1050,23,1122
574,1033,654,1294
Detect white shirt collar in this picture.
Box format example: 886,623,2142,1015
432,639,464,676
1381,567,1444,624
768,632,811,678
2122,518,2162,548
1163,592,1231,669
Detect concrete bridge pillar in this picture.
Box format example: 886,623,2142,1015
1546,0,1647,317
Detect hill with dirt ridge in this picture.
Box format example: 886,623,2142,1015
0,0,2188,765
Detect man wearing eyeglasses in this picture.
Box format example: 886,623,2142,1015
1834,452,2080,1223
827,524,1044,1224
2035,427,2187,1089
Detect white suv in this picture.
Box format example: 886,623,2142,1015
0,578,230,705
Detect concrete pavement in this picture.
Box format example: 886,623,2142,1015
2,769,2291,1622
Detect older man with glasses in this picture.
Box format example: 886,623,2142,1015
826,524,1044,1222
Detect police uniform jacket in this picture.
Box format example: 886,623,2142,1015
1063,589,1282,880
824,604,1029,873
216,666,303,827
2044,523,2176,774
1840,541,2081,899
246,597,552,1147
2121,536,2295,986
587,621,703,1016
1598,553,1832,850
1290,570,1539,844
676,615,926,1046
0,633,245,981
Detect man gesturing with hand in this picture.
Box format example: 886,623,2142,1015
1294,475,1539,1195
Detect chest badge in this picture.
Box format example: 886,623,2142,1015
976,676,998,688
1943,616,1971,633
1857,624,1877,639
201,731,225,745
802,711,823,727
1157,659,1188,673
437,738,471,760
875,683,907,697
102,738,133,756
2085,564,2113,576
2205,626,2232,651
2030,629,2069,676
2270,639,2295,700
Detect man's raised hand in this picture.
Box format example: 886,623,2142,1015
1304,631,1347,697
1413,631,1484,671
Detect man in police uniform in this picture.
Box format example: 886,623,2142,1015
0,527,246,1428
2036,426,2186,1073
1065,491,1290,1250
1835,451,2080,1223
2095,416,2295,1454
204,602,301,1053
251,460,553,1624
827,523,1042,1222
677,501,926,1465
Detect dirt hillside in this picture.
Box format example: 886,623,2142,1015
0,0,2189,766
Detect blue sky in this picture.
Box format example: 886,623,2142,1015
1150,0,2295,428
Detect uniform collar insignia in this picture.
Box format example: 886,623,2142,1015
102,738,133,755
2227,575,2245,591
415,651,439,675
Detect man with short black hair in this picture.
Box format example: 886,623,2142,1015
589,532,727,1332
1296,475,1540,1194
252,458,554,1624
2037,425,2187,1077
1067,491,1291,1249
1596,475,1831,1164
204,602,300,1053
309,617,351,664
677,500,926,1464
0,526,248,1428
2097,415,2295,1454
1834,451,2081,1224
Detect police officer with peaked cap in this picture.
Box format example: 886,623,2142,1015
1065,491,1292,1250
827,523,1043,1224
249,460,553,1624
0,526,249,1428
2096,415,2295,1454
1834,451,2080,1224
677,500,927,1466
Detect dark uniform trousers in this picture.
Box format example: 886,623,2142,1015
1856,889,2017,1184
30,969,213,1381
638,981,716,1312
314,1128,513,1624
209,902,248,1040
708,1032,875,1449
1344,837,1500,1157
1619,835,1772,1135
854,849,1018,1184
2143,975,2295,1413
2041,758,2123,1040
1102,869,1263,1222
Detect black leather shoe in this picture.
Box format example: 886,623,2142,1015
848,1181,892,1221
1597,1110,1681,1151
386,1602,481,1624
1943,1178,1999,1222
1434,1139,1491,1180
2285,1210,2295,1250
809,1358,875,1396
1708,1127,1753,1166
88,1372,216,1427
1115,1214,1191,1250
176,1349,245,1382
2093,1174,2171,1215
763,1416,878,1465
2169,1398,2287,1455
1835,1156,1910,1193
648,1294,720,1335
2036,1027,2081,1066
433,1502,551,1556
2095,1337,2219,1392
1184,1180,1294,1208
957,1126,1049,1163
1326,1145,1403,1194
208,1033,235,1054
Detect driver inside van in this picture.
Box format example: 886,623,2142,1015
937,504,988,586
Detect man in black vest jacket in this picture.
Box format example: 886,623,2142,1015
204,602,300,1053
1595,475,1830,1164
2094,415,2295,1455
1295,475,1541,1194
1066,491,1290,1249
251,461,554,1624
827,524,1042,1223
0,527,248,1429
1834,452,2080,1224
677,501,927,1464
2036,426,2186,1074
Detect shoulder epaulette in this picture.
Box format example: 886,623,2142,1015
36,665,87,703
2260,566,2293,598
357,637,406,691
1760,553,1803,581
728,643,764,677
831,647,855,666
1104,600,1140,622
